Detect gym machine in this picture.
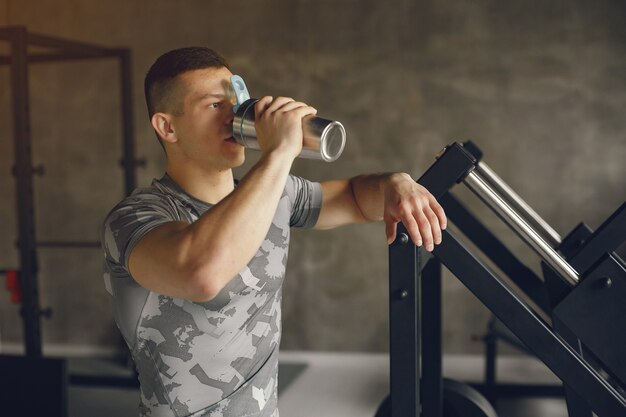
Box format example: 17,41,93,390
0,26,141,417
376,142,626,417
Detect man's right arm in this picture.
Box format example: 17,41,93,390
127,97,316,302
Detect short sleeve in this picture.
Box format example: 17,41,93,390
285,175,323,228
101,190,181,271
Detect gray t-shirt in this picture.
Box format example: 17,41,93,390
101,174,322,417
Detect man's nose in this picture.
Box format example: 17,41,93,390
224,104,235,125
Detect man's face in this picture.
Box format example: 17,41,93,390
168,66,244,170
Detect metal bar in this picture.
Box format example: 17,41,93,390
0,354,68,416
441,192,551,312
1,25,117,55
434,231,626,416
118,48,136,196
421,258,443,417
476,162,562,247
10,26,43,358
0,25,20,37
36,241,101,248
463,171,580,286
389,225,420,417
26,30,115,55
416,142,477,200
0,52,121,65
488,319,533,355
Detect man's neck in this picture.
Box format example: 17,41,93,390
165,161,235,205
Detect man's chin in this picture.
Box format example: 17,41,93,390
229,151,246,168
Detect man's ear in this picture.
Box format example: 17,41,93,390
151,112,177,144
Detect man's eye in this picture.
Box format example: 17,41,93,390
208,102,221,109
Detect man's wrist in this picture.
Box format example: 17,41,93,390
258,148,297,170
388,172,412,182
383,172,412,191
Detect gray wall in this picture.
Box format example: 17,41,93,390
1,0,625,355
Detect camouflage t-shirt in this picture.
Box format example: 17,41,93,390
101,174,322,417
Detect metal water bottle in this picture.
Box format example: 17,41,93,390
230,75,346,162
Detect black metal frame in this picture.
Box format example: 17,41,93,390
0,354,68,416
387,142,626,416
1,25,139,358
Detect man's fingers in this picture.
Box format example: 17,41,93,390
429,195,447,230
265,96,315,116
382,174,447,250
386,210,439,249
424,207,442,245
385,219,397,245
265,96,295,113
254,96,274,117
276,100,315,114
414,211,433,251
402,215,423,248
257,97,317,123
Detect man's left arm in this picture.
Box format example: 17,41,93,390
314,173,447,251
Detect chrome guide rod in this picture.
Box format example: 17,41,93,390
476,162,562,247
464,170,580,286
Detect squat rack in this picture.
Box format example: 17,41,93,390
0,25,140,358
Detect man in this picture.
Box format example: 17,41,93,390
102,47,446,417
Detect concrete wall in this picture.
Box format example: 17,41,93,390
0,0,624,355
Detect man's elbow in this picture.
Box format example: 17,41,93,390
186,280,219,302
183,253,234,302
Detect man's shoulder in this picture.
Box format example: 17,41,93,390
101,180,181,265
126,182,171,205
104,180,177,223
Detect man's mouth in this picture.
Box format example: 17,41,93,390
225,136,238,144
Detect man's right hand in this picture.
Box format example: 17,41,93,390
253,96,318,160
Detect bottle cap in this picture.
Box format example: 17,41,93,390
230,75,251,113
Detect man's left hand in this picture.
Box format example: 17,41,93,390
383,173,447,250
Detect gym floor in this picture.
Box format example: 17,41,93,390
68,351,568,417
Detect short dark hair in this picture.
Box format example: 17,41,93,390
144,47,230,119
